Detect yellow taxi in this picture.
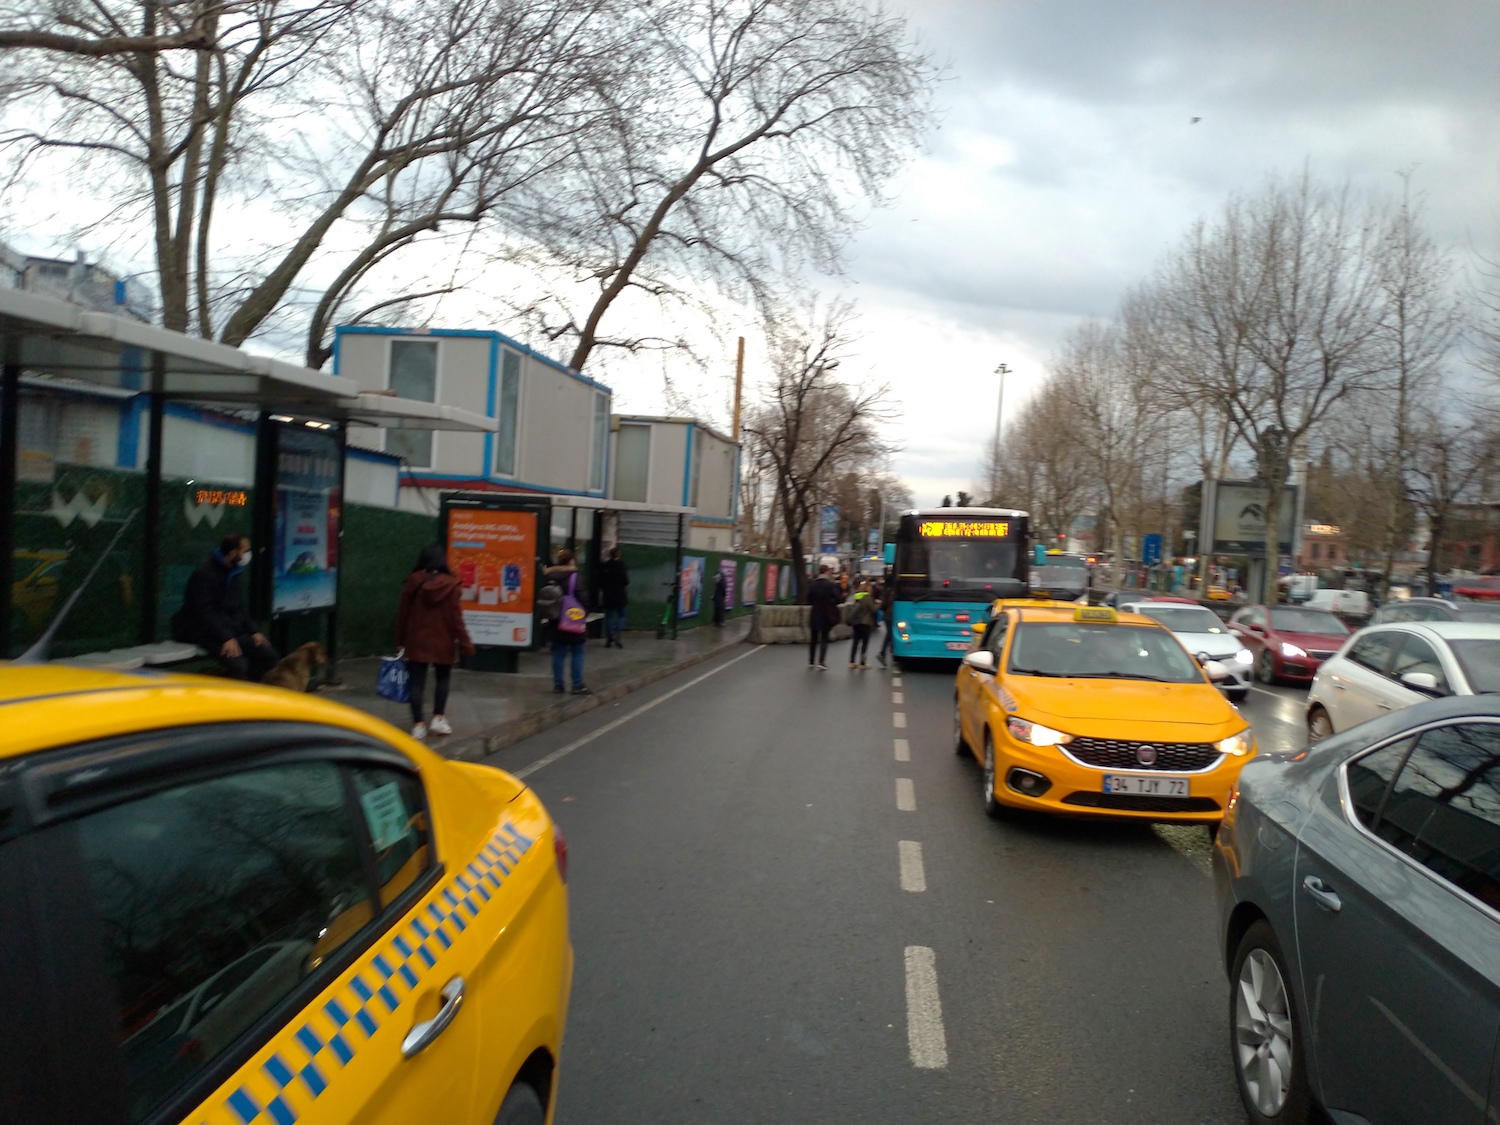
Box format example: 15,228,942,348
953,604,1254,823
0,666,570,1125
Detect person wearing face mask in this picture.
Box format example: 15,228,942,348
172,534,279,680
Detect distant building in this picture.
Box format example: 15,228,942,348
609,414,739,551
1298,522,1347,569
0,242,153,322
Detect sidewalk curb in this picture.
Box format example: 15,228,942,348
442,631,751,764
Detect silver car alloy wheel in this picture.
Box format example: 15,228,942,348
1235,948,1295,1117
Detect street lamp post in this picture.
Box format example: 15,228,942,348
991,363,1010,502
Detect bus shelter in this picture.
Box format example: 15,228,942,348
0,288,494,668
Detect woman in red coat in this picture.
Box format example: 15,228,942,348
396,543,475,739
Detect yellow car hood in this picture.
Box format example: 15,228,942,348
1005,676,1242,740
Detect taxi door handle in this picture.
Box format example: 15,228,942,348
1302,875,1341,913
402,975,465,1058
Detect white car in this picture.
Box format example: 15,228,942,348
1306,621,1500,741
1120,600,1252,702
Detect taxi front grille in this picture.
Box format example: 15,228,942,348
1065,737,1220,772
1062,792,1222,813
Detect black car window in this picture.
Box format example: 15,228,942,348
1372,723,1500,912
984,614,1009,658
1390,634,1449,693
1348,631,1402,675
1347,737,1416,831
351,766,432,908
68,760,372,1123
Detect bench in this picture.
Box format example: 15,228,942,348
68,641,207,672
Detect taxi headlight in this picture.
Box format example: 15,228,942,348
1281,642,1307,659
1216,729,1255,757
1006,716,1074,746
1234,649,1253,665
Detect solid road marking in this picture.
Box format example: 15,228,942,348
896,777,916,811
892,676,903,686
904,946,949,1069
894,738,910,762
892,691,904,704
513,645,765,779
898,840,926,891
893,712,907,728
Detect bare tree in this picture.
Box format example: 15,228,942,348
1408,413,1497,587
1148,173,1389,600
1,0,617,365
993,376,1095,543
743,297,894,591
502,0,935,372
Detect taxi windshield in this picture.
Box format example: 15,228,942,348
1134,606,1225,634
1007,622,1202,683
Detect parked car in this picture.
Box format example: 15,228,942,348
1213,695,1500,1125
1228,605,1351,686
1305,621,1500,740
1120,600,1252,702
1304,588,1370,616
1370,596,1500,626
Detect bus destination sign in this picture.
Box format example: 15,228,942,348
918,520,1010,539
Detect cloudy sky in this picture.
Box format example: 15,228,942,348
596,0,1500,506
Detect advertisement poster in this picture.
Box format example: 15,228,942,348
272,426,340,615
718,558,737,610
765,562,778,602
819,505,839,553
679,555,705,618
742,560,760,606
1212,482,1297,555
447,507,537,647
778,564,791,601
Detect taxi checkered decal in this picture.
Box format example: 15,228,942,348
214,820,535,1125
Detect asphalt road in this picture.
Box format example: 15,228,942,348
479,641,1313,1123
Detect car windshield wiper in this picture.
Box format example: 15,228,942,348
1066,671,1173,682
1008,666,1069,677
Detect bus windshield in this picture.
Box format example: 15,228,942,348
898,538,1024,598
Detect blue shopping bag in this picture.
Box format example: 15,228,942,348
376,654,410,703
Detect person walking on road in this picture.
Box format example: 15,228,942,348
396,543,475,740
172,534,279,681
807,563,842,670
547,548,590,694
848,578,876,668
877,577,896,667
599,545,629,647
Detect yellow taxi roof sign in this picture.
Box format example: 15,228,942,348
1074,605,1117,623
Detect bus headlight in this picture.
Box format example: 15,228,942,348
1216,729,1255,757
897,621,907,630
1006,716,1074,746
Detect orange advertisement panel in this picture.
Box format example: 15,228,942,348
446,507,537,648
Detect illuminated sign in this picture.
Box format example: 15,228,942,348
1307,524,1342,536
196,489,248,507
918,520,1011,539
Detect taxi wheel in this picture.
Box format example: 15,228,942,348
1229,920,1313,1125
1255,650,1277,685
494,1081,546,1125
953,694,969,755
982,731,1006,819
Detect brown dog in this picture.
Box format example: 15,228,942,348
262,641,329,692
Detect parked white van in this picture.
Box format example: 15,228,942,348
1305,588,1370,616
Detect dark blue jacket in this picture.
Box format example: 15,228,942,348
173,550,258,647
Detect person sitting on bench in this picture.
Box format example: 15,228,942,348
172,535,279,680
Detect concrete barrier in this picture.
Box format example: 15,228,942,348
747,603,852,644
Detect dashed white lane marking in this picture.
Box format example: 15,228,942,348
1248,685,1285,699
892,676,903,686
514,645,765,778
898,840,926,891
893,712,907,728
894,738,910,762
904,946,949,1069
892,691,904,704
896,777,916,811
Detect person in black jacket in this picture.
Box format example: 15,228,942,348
806,563,843,670
599,546,629,647
173,534,279,679
712,567,727,627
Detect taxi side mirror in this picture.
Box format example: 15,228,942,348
962,650,996,674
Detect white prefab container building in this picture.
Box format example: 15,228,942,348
333,325,612,511
609,414,740,551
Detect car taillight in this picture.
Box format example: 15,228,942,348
553,824,568,883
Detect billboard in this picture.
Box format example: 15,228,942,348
742,560,760,605
1211,481,1297,556
779,563,791,601
819,504,839,553
764,562,778,602
679,555,705,618
446,505,540,647
718,558,737,609
272,426,341,615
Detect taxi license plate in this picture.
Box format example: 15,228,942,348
945,641,969,650
1103,774,1189,797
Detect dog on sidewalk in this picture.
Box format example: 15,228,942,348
262,641,329,692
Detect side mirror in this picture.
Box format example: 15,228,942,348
1246,622,1265,633
1399,671,1442,695
1197,654,1231,683
962,650,996,674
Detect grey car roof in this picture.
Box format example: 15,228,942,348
1368,621,1500,642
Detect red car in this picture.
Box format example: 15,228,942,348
1227,603,1351,685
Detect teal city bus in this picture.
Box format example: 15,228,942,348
890,508,1030,662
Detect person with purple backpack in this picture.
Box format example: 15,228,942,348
546,547,590,695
